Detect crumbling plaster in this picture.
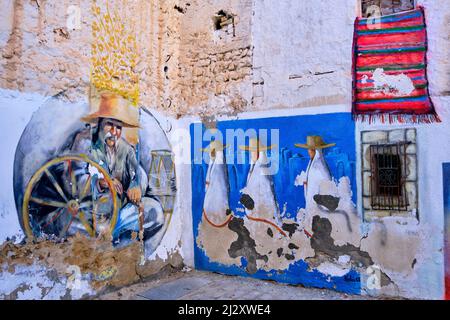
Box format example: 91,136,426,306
355,96,450,299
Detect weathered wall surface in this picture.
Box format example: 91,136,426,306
0,0,252,118
0,0,447,115
0,0,188,299
0,0,92,101
0,0,183,111
355,97,450,299
188,0,450,300
251,0,449,111
174,0,253,118
0,0,449,300
251,0,357,111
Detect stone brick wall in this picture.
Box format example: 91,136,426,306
1,0,447,118
174,0,254,119
0,0,182,111
177,43,252,118
0,0,92,100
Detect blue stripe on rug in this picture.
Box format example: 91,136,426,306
358,10,422,25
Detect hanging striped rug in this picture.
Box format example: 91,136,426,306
352,7,440,123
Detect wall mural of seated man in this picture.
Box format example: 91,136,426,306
75,92,165,247
15,91,174,256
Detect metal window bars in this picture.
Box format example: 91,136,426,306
369,142,410,211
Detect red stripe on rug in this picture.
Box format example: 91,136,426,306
357,88,428,100
356,69,425,79
357,32,425,46
356,52,425,67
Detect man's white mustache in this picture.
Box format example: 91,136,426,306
104,132,117,142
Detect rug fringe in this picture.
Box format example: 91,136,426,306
353,113,441,124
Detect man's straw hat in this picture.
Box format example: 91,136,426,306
239,138,274,152
81,92,140,128
295,136,335,149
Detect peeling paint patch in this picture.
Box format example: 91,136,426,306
0,233,184,299
366,68,415,96
227,218,268,274
196,219,240,266
0,263,94,300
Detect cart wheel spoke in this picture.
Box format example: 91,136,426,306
42,207,65,228
23,155,119,241
44,169,69,202
79,175,92,200
79,200,93,210
60,213,75,239
78,210,95,237
30,196,67,208
67,160,77,198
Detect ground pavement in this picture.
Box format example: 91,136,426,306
97,269,383,300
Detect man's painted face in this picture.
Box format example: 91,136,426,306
308,148,316,159
100,118,123,147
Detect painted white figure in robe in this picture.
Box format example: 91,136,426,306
239,138,281,225
202,140,232,226
295,136,335,211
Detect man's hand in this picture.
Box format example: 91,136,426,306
112,179,123,195
127,187,142,204
98,178,123,195
98,178,109,191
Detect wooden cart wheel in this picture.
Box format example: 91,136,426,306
22,154,118,240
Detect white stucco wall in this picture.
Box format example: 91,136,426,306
251,0,449,109
0,0,448,300
251,0,357,110
356,97,450,299
0,89,47,243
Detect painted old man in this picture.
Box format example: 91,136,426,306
79,92,164,245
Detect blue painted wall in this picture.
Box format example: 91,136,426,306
190,112,360,294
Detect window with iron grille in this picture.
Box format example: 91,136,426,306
370,143,409,211
361,129,418,220
361,0,415,18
